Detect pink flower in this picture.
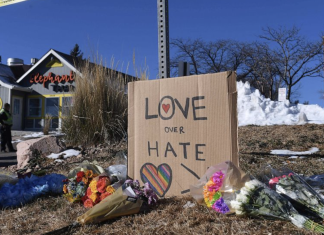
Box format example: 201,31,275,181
269,177,280,189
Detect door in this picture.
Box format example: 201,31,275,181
12,97,23,130
45,98,59,129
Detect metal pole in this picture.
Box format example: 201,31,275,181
157,0,170,79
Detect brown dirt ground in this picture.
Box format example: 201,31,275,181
0,124,323,235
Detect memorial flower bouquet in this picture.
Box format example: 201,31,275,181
76,179,158,224
230,179,324,233
81,175,116,208
203,170,230,214
63,170,98,203
190,161,250,214
268,170,324,219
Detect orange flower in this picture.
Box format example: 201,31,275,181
106,185,115,194
84,199,94,208
100,192,111,201
97,177,110,194
82,177,89,185
86,187,92,197
85,170,94,179
89,193,98,203
63,184,68,194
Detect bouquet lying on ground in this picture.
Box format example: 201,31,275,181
191,161,249,214
63,169,99,204
0,173,65,208
262,167,324,219
77,179,158,224
230,179,324,233
82,174,116,208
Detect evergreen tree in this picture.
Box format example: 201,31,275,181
70,44,83,61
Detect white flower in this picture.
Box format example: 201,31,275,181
230,200,242,210
245,180,258,190
236,193,248,203
289,214,306,228
235,209,245,215
245,181,256,191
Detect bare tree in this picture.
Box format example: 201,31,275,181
170,38,203,75
242,42,282,99
260,26,324,101
171,38,245,76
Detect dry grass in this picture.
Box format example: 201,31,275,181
1,124,324,235
61,58,133,146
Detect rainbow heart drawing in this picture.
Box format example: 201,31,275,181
140,163,172,197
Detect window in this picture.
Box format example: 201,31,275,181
45,98,59,117
28,98,42,117
62,97,73,116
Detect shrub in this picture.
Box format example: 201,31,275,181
62,57,136,146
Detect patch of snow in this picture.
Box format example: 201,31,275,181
237,81,324,126
22,131,64,138
288,156,299,159
12,139,22,143
271,147,319,156
183,201,196,208
47,149,80,159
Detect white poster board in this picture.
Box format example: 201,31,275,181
278,88,286,102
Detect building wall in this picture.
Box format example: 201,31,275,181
0,86,10,108
18,55,75,130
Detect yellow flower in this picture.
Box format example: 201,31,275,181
89,180,98,193
89,193,98,203
64,194,74,203
106,186,115,194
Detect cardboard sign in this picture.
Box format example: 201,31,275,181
128,72,238,197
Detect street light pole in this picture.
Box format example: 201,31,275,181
157,0,170,79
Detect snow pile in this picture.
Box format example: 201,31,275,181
47,149,80,161
237,81,324,126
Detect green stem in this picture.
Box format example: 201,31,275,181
304,219,324,233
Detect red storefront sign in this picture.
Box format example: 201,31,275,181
30,71,74,87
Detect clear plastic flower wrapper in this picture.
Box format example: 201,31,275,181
190,161,250,214
76,179,158,224
257,166,324,220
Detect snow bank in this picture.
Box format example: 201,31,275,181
237,81,324,126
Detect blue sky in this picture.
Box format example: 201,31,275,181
0,0,323,105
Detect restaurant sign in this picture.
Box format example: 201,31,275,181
30,72,74,87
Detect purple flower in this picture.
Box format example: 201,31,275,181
212,197,230,214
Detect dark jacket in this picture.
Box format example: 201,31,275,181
0,110,11,126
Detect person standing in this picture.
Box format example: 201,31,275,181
0,103,16,153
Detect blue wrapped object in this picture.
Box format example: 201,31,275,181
0,173,66,208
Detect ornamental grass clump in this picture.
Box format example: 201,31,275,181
62,56,137,146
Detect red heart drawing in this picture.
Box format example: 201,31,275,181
162,104,170,114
